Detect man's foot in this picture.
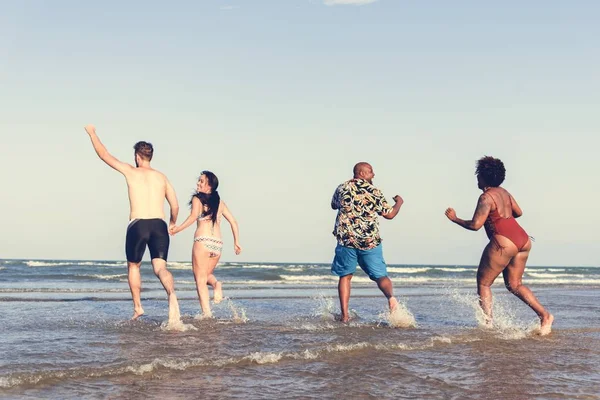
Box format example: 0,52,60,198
539,313,554,336
333,313,356,324
132,307,145,320
213,281,223,304
167,293,181,325
389,297,399,312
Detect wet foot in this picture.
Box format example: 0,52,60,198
338,313,350,323
389,297,399,312
213,282,223,304
167,293,181,325
539,313,554,336
132,307,145,320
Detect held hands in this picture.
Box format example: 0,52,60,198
84,124,96,135
234,243,242,255
445,208,457,222
169,225,180,236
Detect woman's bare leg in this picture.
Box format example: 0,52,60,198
192,244,212,317
502,240,554,335
207,256,223,303
477,238,515,324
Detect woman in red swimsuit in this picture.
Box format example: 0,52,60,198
445,156,553,335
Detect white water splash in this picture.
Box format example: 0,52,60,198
227,299,248,323
448,288,540,340
194,313,214,321
311,293,336,321
380,299,417,328
160,319,197,332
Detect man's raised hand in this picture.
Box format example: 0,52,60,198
84,124,96,135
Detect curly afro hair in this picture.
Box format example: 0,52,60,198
476,156,505,187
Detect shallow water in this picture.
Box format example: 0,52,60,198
1,259,599,399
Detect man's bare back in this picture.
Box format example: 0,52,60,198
126,168,169,221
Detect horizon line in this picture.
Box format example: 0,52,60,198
2,257,598,268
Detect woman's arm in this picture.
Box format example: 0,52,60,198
445,194,492,231
170,196,202,235
509,193,523,218
222,202,242,255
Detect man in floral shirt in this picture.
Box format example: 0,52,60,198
331,162,404,323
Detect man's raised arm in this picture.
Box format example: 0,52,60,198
382,195,404,220
84,124,132,175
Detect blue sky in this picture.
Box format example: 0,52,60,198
1,0,598,266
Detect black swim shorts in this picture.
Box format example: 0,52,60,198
125,219,170,263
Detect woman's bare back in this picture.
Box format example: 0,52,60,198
195,201,224,238
485,187,513,219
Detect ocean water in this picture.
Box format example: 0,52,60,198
1,259,599,399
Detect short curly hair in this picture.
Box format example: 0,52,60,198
476,156,505,187
133,141,153,161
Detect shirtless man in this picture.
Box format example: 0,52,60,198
84,124,181,323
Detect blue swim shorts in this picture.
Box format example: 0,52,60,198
331,243,388,281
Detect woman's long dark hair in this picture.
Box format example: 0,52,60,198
189,171,220,225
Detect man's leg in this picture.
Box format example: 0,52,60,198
331,244,358,323
127,261,144,320
338,274,353,323
375,276,398,310
359,244,398,310
147,220,181,323
151,257,181,324
125,220,146,320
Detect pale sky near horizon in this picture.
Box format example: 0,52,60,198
1,1,598,266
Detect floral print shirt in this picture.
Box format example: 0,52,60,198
331,179,393,250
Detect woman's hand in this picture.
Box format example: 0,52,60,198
169,225,180,236
234,243,242,255
445,208,457,222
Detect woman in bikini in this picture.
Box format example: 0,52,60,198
170,171,242,318
445,156,553,335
